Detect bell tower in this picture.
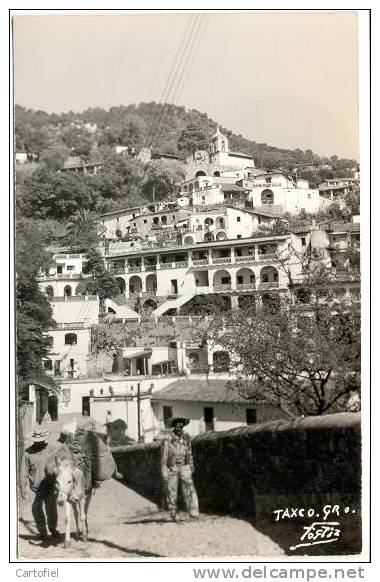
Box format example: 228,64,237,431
210,126,229,165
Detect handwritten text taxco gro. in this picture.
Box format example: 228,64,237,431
273,504,357,551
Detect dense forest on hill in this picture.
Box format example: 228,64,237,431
15,102,358,171
15,101,359,235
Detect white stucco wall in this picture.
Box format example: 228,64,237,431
151,400,283,437
56,377,175,419
101,210,139,239
249,187,320,215
44,327,92,380
51,299,100,324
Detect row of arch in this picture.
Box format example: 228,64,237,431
116,267,279,296
213,267,278,286
184,231,227,244
44,285,82,298
116,273,158,295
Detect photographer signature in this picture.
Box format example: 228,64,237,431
272,504,357,551
289,521,341,550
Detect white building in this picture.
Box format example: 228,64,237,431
99,206,144,239
248,172,320,215
16,151,28,164
106,233,304,316
209,127,255,169
151,379,284,437
43,324,93,381
39,252,85,298
176,206,276,244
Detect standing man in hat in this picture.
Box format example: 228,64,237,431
20,425,59,546
161,416,199,522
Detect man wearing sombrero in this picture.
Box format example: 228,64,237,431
160,416,199,522
20,425,59,547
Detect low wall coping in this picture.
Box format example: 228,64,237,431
111,412,360,454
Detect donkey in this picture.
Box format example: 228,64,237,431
55,458,93,548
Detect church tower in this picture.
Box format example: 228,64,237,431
210,126,230,166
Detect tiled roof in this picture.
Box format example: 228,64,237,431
327,222,360,233
151,379,253,403
220,183,249,192
229,151,254,158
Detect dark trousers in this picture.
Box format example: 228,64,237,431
31,490,58,538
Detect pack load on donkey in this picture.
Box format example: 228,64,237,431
46,419,116,488
45,419,117,547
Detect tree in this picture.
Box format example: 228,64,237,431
345,189,360,215
60,124,94,158
64,209,106,252
78,248,120,308
16,218,56,387
99,114,147,150
18,168,107,220
205,252,360,419
142,159,185,201
180,294,231,316
39,144,70,171
177,123,210,159
206,292,360,418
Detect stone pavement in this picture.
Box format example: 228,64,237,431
18,477,284,560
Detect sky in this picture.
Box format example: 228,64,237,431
13,11,359,159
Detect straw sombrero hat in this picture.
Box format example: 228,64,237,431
167,416,190,427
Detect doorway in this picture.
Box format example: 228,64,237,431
204,407,214,431
163,406,173,428
171,279,178,295
82,396,91,417
48,395,58,421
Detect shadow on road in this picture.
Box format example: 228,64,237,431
86,537,163,557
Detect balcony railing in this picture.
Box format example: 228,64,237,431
128,265,141,273
213,256,231,264
40,272,83,281
236,283,256,291
192,258,208,266
175,261,188,268
258,281,279,289
160,262,173,269
111,267,126,275
145,264,157,271
53,322,88,329
55,253,83,259
235,255,255,263
214,284,232,292
258,253,277,261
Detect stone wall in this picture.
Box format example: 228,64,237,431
112,413,361,555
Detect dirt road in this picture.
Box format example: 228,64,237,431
18,477,283,560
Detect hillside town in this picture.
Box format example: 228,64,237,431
17,122,361,444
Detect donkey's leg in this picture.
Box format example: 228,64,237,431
84,490,92,536
64,501,71,548
73,502,80,541
79,497,87,542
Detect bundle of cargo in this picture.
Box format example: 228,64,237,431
45,419,116,489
